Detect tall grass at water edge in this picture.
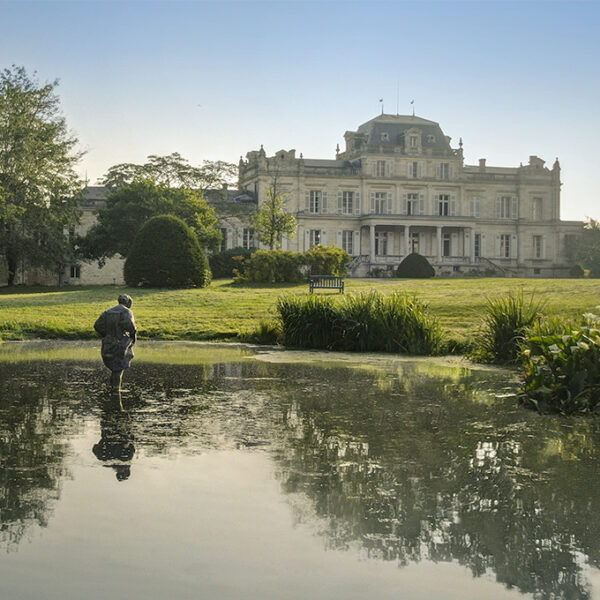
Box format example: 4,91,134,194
470,292,545,364
277,291,444,355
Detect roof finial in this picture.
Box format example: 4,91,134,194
335,143,340,157
459,137,463,149
410,99,415,117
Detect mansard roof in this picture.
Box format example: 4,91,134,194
352,114,452,153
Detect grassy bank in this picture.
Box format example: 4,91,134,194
1,278,599,344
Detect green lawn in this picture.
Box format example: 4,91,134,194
1,278,599,344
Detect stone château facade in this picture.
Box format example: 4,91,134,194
238,114,582,277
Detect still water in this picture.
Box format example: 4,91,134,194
1,341,600,600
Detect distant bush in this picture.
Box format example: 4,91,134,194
520,312,600,414
396,253,435,278
470,292,544,364
277,291,444,355
569,264,585,278
209,247,255,279
236,250,304,283
303,245,349,277
124,215,211,288
239,319,282,345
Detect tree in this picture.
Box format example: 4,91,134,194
252,187,297,250
101,153,237,192
0,66,83,285
567,217,600,277
80,179,221,263
396,253,435,278
124,215,211,287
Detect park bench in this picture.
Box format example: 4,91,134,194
309,275,344,294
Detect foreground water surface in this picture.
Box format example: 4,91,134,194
1,341,600,600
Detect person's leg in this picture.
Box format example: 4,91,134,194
110,370,123,390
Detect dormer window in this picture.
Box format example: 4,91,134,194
409,135,418,148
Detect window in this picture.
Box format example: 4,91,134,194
533,235,543,259
443,234,451,257
498,196,513,219
374,192,387,214
407,193,418,216
532,197,543,220
220,228,228,253
438,194,450,216
409,162,418,178
70,265,80,279
474,233,481,258
376,160,387,177
409,135,418,148
470,197,481,218
375,231,388,256
342,191,354,214
411,232,420,254
439,163,450,180
342,230,353,254
500,234,511,258
242,228,255,249
309,229,321,248
309,190,321,214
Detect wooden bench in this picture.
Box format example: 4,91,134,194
309,275,344,294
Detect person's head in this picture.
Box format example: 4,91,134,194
118,294,133,309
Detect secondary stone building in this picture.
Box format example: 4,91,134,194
238,113,582,277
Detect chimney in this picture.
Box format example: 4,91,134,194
478,158,486,172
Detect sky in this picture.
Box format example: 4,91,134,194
1,0,599,221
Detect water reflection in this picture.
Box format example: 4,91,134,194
0,345,599,599
92,393,136,481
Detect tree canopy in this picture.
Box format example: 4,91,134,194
567,217,600,277
0,66,83,284
80,179,221,262
100,153,237,192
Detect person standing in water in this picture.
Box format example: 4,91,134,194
94,294,137,390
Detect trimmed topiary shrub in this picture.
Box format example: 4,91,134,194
396,253,435,278
303,245,349,277
235,250,304,283
209,247,255,279
124,214,211,287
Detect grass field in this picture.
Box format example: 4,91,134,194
0,278,599,344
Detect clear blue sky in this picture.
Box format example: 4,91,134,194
2,0,599,221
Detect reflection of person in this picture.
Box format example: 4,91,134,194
92,392,135,481
94,294,137,390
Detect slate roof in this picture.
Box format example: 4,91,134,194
354,114,452,153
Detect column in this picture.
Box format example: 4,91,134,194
436,226,442,262
404,225,410,256
369,225,376,262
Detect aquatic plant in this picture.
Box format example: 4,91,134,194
520,311,600,414
277,291,444,355
471,292,544,364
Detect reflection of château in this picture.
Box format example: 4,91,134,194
239,114,582,277
272,363,600,600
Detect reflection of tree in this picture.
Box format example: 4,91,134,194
0,362,79,551
269,362,600,600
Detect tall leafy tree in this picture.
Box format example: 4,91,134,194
252,182,297,250
567,217,600,276
80,179,221,263
0,66,83,284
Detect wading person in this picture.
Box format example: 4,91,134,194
94,294,137,390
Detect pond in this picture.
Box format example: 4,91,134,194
1,341,600,600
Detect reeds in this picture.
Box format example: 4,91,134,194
277,291,444,355
471,292,544,364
